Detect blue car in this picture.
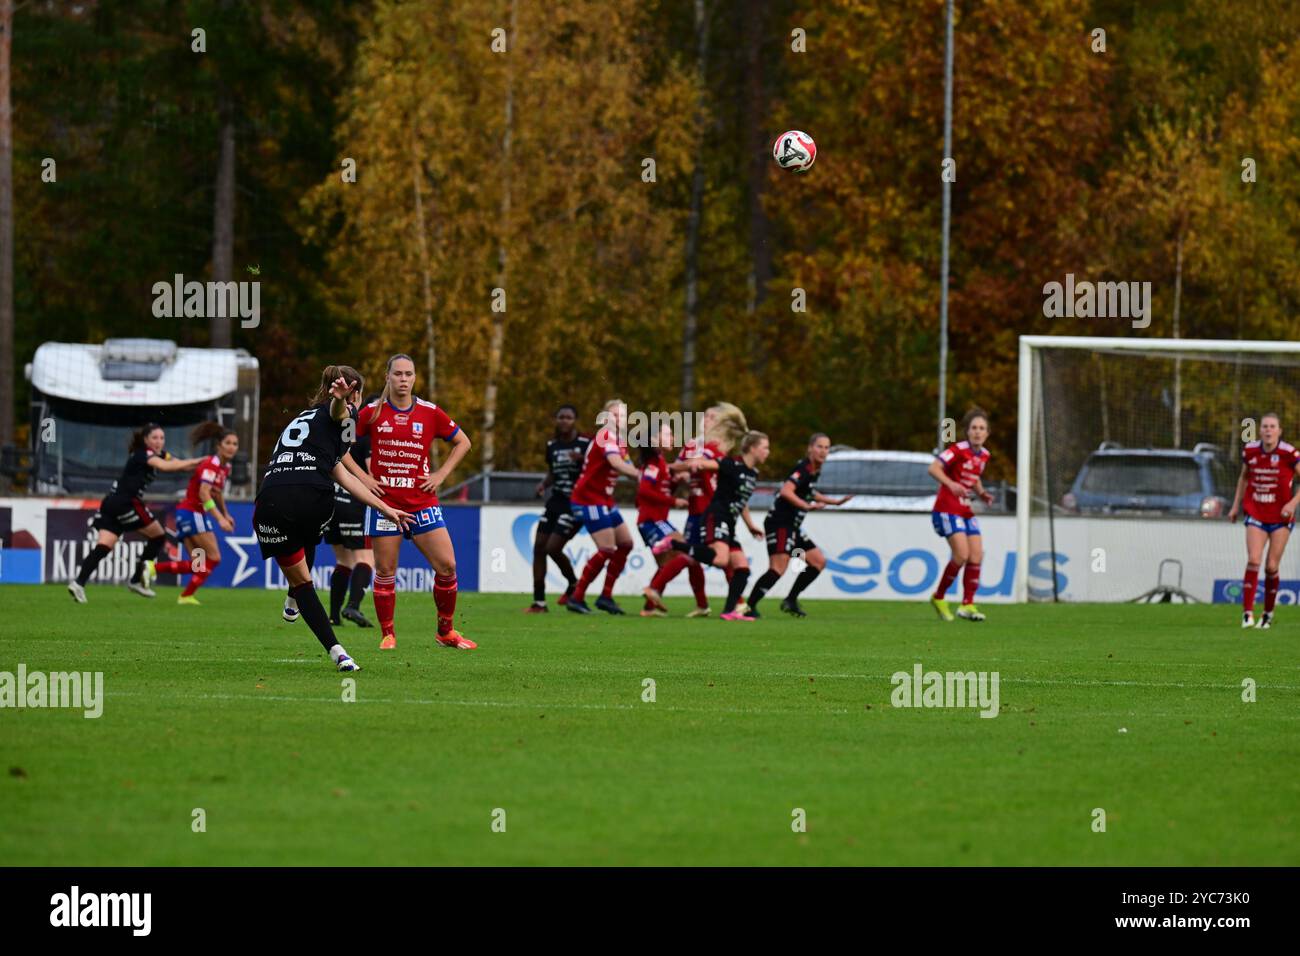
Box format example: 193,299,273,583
1061,442,1234,518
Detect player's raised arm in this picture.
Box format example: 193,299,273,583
150,453,205,473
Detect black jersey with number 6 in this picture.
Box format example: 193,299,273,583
261,402,352,492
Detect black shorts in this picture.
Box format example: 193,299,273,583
701,512,742,551
765,519,815,557
254,485,334,561
92,494,156,535
538,495,579,539
324,498,366,549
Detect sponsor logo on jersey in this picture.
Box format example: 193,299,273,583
377,423,393,433
296,451,317,462
276,452,293,464
381,476,416,488
394,414,408,425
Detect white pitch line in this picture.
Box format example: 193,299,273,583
75,660,1300,691
103,690,852,716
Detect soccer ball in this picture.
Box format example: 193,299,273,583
773,130,816,172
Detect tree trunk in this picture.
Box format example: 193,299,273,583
211,90,235,348
410,125,439,466
482,0,516,475
742,0,770,372
680,0,709,411
0,0,14,451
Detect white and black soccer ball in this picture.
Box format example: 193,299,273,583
773,130,816,172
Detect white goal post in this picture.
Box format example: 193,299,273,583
1014,336,1300,603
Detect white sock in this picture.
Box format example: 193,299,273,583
286,596,298,611
328,644,345,664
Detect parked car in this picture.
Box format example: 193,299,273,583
1060,442,1234,518
749,447,940,513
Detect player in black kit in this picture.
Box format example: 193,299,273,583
324,395,377,628
747,432,850,618
658,430,769,621
255,366,412,671
526,404,592,612
68,424,205,603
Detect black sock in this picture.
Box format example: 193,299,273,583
724,568,750,614
76,544,112,586
131,536,166,583
748,569,781,609
551,539,577,586
788,565,821,601
672,540,716,566
330,566,352,620
289,582,338,653
533,550,547,602
347,563,372,610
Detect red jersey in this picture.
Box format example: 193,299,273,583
679,438,722,516
1242,440,1300,524
356,397,459,511
636,450,678,523
570,426,629,506
932,441,989,519
180,454,231,511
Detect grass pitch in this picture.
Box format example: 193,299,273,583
1,584,1296,866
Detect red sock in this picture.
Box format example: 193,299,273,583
1264,572,1280,613
153,559,190,575
602,543,632,598
687,561,707,606
373,573,397,637
651,553,691,592
434,571,458,635
573,549,611,601
182,558,218,596
934,560,961,600
1243,564,1260,613
962,563,981,605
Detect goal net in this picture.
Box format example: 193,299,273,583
1015,337,1300,603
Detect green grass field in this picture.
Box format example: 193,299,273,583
1,583,1297,866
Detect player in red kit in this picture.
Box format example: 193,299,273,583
643,403,748,616
634,422,689,616
928,408,994,622
347,353,474,650
566,399,642,615
145,421,238,604
1228,412,1300,629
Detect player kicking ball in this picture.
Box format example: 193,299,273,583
257,367,413,671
